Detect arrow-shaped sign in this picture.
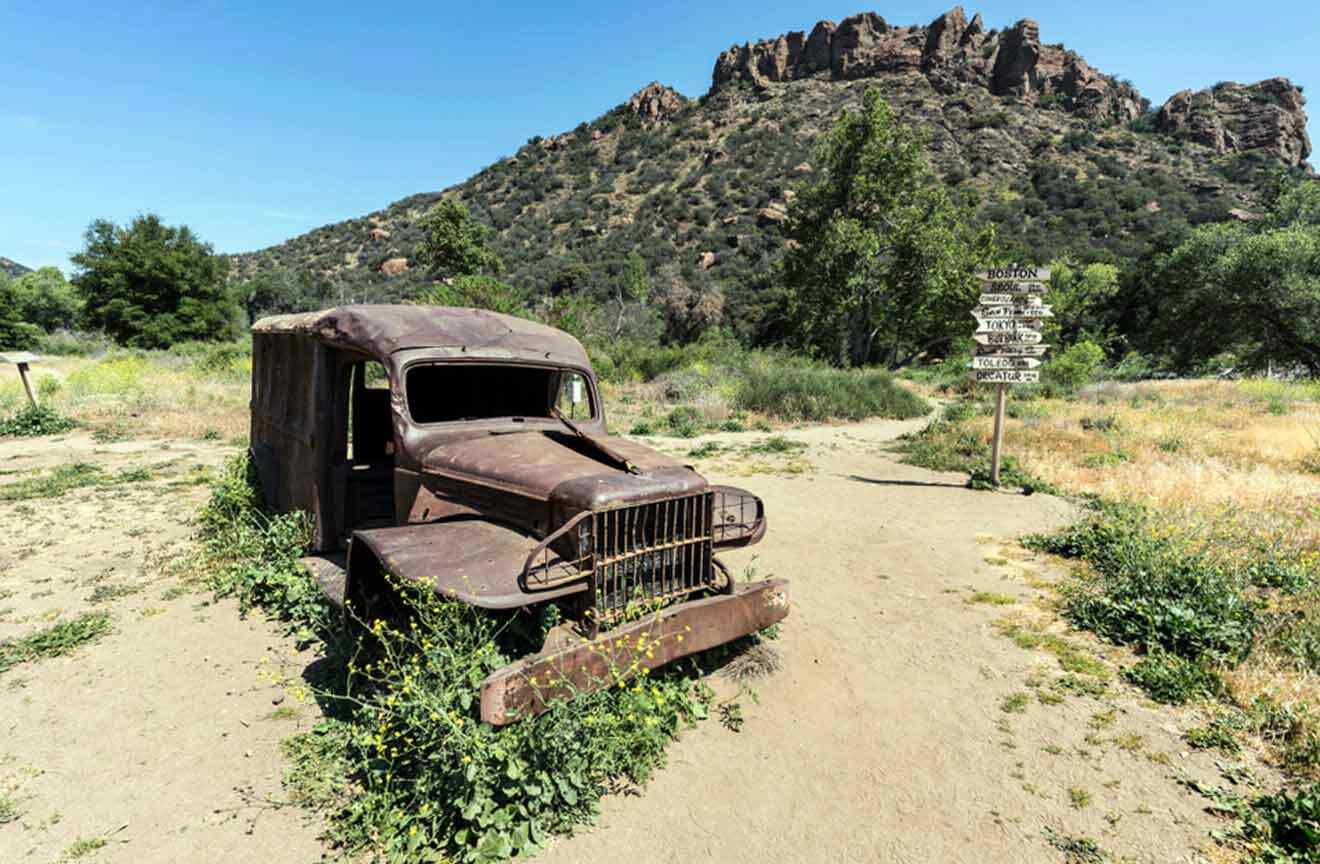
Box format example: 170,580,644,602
976,318,1045,333
974,344,1049,358
981,281,1048,295
979,267,1051,282
975,304,1053,319
972,356,1042,370
975,331,1044,346
973,369,1041,384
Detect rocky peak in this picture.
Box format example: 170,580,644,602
1157,78,1311,167
0,257,31,278
710,8,1146,125
626,82,688,122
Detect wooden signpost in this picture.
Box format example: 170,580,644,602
971,266,1052,485
0,352,41,408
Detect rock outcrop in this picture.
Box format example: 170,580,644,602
1156,78,1311,167
0,256,31,278
712,7,1146,125
627,82,687,122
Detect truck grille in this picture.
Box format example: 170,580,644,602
593,493,713,625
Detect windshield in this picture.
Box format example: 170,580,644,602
405,363,594,424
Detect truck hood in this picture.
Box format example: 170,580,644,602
420,430,707,510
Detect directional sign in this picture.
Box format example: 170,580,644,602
979,267,1051,282
975,330,1044,346
973,344,1049,358
972,356,1042,370
974,369,1040,384
981,280,1048,295
976,317,1044,333
975,304,1053,319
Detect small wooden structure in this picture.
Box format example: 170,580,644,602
0,351,41,408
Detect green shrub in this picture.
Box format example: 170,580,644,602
1041,340,1105,398
0,404,77,437
1122,651,1222,704
1031,506,1256,664
734,360,928,422
1245,784,1320,859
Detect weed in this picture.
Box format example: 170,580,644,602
1122,652,1222,705
898,418,1056,493
686,442,724,459
718,701,745,733
1068,787,1092,809
1242,783,1320,861
994,620,1110,679
59,836,108,861
1043,826,1106,862
665,405,704,438
0,404,77,437
1113,733,1144,752
87,583,143,604
1089,708,1116,729
0,789,23,824
1000,692,1030,714
0,462,104,502
1185,717,1241,753
744,435,806,455
628,419,655,436
0,612,112,675
967,591,1015,606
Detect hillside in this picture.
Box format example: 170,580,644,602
0,257,32,278
230,6,1312,341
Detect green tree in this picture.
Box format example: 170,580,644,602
415,200,504,280
70,214,238,348
1046,261,1120,349
417,275,529,317
780,89,994,367
615,251,651,339
235,267,330,322
1141,179,1320,374
9,267,82,332
0,274,42,350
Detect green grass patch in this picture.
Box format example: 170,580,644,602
0,461,161,502
0,612,112,675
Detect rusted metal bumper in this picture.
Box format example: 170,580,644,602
479,578,790,725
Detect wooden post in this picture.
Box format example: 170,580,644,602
17,361,38,408
990,383,1006,486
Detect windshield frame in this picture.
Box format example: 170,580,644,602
399,357,599,429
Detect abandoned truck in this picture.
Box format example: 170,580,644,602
249,305,789,724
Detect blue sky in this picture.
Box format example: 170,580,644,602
3,1,1316,272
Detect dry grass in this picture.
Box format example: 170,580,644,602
0,352,251,442
964,379,1320,560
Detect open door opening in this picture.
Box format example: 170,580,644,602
345,359,395,533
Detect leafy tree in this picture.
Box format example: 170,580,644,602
9,267,82,332
1140,179,1320,374
779,89,994,367
70,214,239,348
417,275,529,317
0,274,42,350
415,200,504,280
1046,261,1120,350
235,267,331,322
615,251,651,339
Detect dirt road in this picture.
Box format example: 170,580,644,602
1,422,1237,863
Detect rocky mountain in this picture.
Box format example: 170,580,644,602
230,7,1311,340
0,257,32,278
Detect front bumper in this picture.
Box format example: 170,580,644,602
479,578,790,725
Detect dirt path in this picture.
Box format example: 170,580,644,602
0,423,1241,863
540,424,1236,864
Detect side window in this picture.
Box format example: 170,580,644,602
363,361,389,389
555,371,593,420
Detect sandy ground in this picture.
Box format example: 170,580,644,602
1,421,1250,863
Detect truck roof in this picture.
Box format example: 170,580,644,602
251,304,590,367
